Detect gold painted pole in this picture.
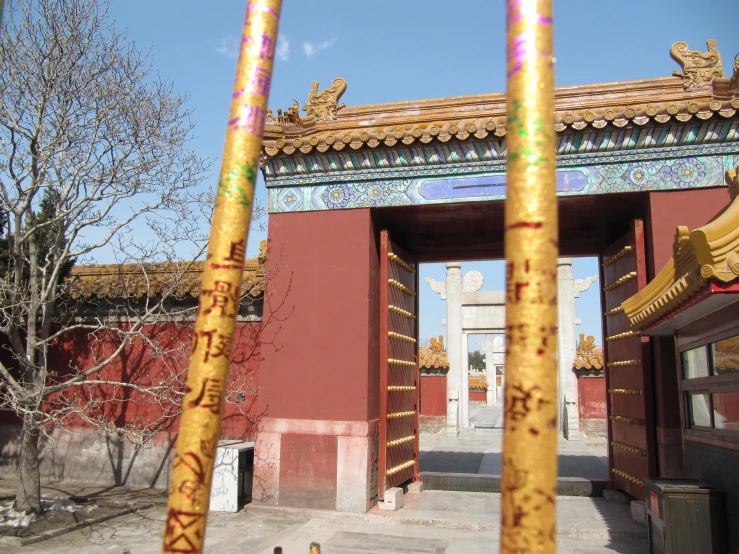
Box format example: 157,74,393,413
501,1,558,553
161,1,281,552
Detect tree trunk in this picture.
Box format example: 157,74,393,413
14,413,42,514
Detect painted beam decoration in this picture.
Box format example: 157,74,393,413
266,145,739,213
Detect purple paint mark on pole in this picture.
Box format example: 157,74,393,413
229,104,266,135
507,1,553,78
242,34,276,61
508,0,552,27
233,67,271,99
245,3,280,23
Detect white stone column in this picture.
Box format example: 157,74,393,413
557,258,580,440
445,262,463,437
485,334,495,405
462,332,470,428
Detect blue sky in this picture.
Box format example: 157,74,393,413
107,0,739,347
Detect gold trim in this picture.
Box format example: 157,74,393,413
604,306,624,316
609,359,641,367
603,246,632,267
608,388,643,395
386,459,415,475
387,410,415,420
388,385,416,391
387,435,415,447
388,279,416,296
388,331,416,343
388,358,415,367
606,330,637,341
612,468,645,487
604,271,637,291
388,252,416,273
389,305,416,319
623,166,739,331
610,415,645,425
611,441,647,457
261,84,739,158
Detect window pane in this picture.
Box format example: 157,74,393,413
713,392,739,431
711,335,739,376
687,393,711,428
681,347,709,379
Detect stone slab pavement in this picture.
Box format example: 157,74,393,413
0,478,647,553
421,406,609,480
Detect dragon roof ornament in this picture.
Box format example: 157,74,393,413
303,78,347,121
670,39,724,90
261,42,739,159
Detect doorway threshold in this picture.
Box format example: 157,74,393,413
420,472,606,497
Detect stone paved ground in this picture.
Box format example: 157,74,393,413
420,405,608,480
0,479,647,554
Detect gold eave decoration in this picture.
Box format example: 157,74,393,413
622,168,739,330
261,77,739,158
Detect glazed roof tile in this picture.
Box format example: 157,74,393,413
262,76,739,158
622,168,739,330
65,242,267,300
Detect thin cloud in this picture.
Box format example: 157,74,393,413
276,35,290,61
302,38,337,60
216,36,239,60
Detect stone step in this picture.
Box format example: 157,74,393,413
421,471,607,497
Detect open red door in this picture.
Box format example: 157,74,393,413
600,219,657,500
378,230,420,500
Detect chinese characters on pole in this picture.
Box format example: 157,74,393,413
161,2,282,553
501,1,559,553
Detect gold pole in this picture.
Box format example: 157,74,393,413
161,1,281,552
501,1,558,553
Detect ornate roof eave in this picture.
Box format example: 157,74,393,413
622,169,739,330
65,241,268,300
262,77,739,158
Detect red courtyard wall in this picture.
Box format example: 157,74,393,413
1,321,262,441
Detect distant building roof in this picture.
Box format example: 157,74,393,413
66,241,267,300
419,335,450,370
573,334,604,372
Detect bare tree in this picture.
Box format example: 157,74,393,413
0,0,237,513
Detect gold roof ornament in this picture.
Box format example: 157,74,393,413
714,54,739,99
419,335,450,370
572,334,604,371
303,78,346,122
670,39,724,89
622,167,739,330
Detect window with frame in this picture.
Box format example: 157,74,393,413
681,333,739,439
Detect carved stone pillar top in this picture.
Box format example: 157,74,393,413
445,261,462,269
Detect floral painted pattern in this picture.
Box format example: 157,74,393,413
272,154,733,213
